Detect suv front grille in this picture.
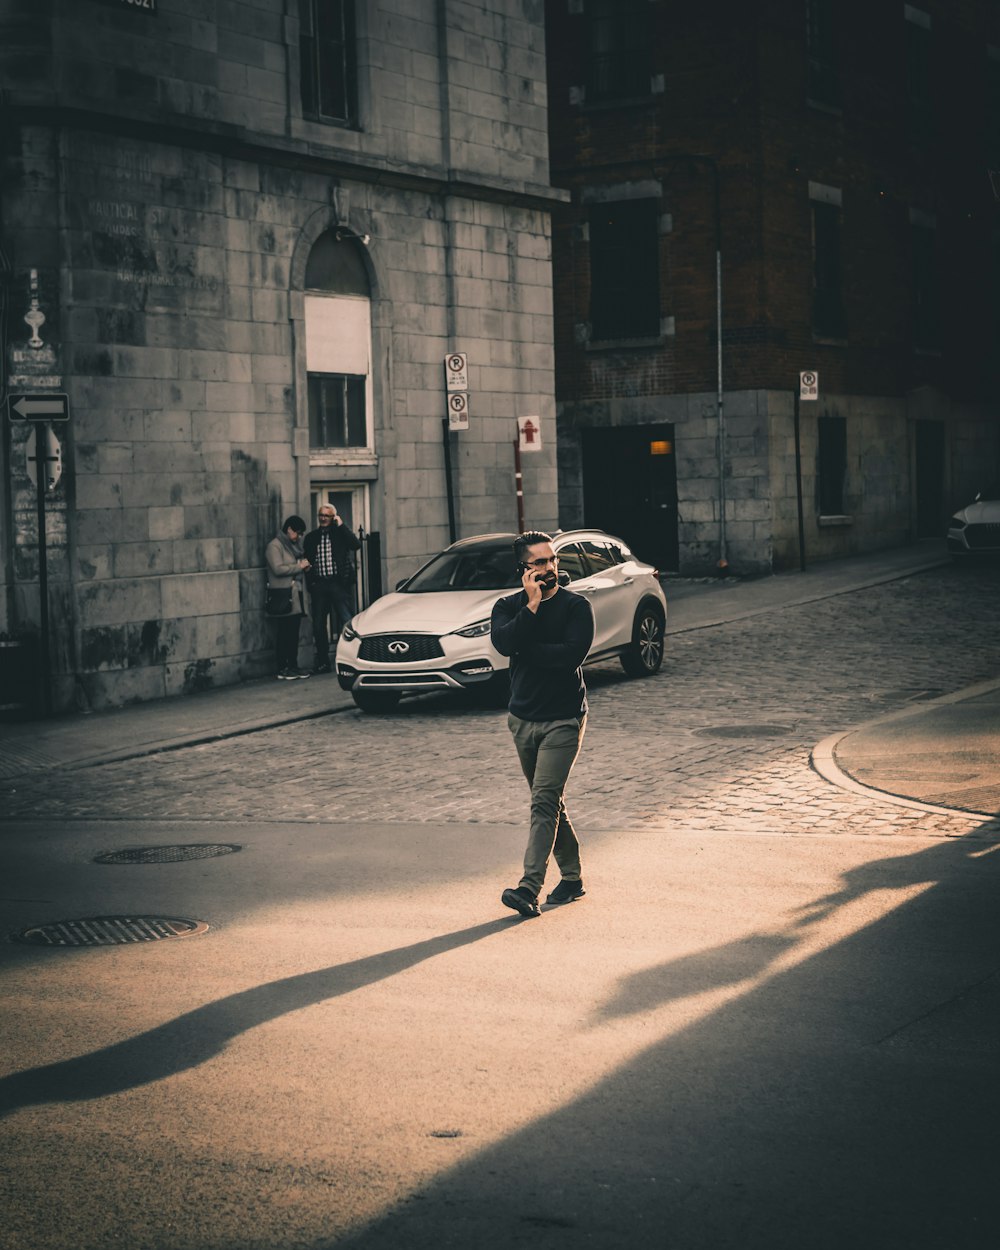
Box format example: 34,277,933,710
359,634,444,663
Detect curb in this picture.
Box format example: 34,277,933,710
811,675,1000,818
58,702,357,773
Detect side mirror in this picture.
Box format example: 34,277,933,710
557,571,570,587
395,578,410,591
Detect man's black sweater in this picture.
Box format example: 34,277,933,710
490,587,595,722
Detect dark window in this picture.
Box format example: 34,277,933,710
308,373,366,448
300,0,357,125
910,223,939,349
553,542,588,583
580,540,617,574
817,416,847,515
305,232,369,294
806,0,839,107
992,229,1000,384
986,54,1000,167
905,15,933,142
811,200,846,338
586,0,652,103
589,199,660,340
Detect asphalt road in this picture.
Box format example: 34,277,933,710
1,561,999,1250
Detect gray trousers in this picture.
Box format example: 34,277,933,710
508,712,587,896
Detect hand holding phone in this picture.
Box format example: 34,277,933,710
521,563,544,611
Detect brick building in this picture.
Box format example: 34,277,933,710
0,0,562,711
546,0,1000,574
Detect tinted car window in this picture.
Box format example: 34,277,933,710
555,542,588,582
580,540,617,574
405,546,520,592
606,543,626,564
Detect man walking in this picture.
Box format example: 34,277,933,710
303,504,362,674
490,531,595,918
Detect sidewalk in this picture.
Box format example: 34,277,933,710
815,677,1000,819
3,539,978,814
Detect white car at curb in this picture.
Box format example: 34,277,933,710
335,529,668,712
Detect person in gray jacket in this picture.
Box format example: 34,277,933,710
265,516,312,680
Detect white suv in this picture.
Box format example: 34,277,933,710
335,529,668,712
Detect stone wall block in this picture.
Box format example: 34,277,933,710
148,506,186,540
77,576,162,627
75,475,123,511
173,537,235,573
161,570,240,618
76,665,166,709
113,542,176,579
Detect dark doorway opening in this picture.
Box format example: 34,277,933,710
581,424,679,571
914,420,945,539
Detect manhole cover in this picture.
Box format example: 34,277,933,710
695,724,793,739
93,844,241,865
12,916,210,946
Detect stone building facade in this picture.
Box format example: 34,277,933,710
0,0,563,711
545,0,1000,575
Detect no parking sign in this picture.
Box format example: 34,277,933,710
799,371,819,401
448,391,470,431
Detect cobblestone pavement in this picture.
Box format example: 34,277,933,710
4,564,999,840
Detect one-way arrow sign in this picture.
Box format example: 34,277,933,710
8,393,70,421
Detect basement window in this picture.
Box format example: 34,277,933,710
817,416,847,517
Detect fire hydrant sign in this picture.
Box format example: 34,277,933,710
799,371,819,401
448,391,470,431
517,416,542,452
444,353,468,392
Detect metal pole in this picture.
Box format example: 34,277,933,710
442,418,457,543
793,392,807,572
513,437,525,532
715,237,726,572
34,422,52,715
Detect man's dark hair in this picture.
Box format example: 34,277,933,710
513,530,553,566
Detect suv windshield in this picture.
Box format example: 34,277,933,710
404,544,520,592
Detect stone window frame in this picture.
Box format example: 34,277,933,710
296,0,359,127
284,0,374,147
289,207,387,508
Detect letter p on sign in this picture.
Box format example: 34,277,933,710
799,371,819,401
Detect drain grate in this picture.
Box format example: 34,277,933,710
695,724,793,739
12,916,210,946
93,844,241,865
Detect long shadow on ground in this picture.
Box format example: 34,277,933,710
327,830,1000,1250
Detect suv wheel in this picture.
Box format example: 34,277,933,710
620,606,665,677
352,689,401,713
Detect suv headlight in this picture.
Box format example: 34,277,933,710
341,622,359,642
454,618,491,639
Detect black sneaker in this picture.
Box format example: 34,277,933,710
277,667,292,681
286,667,311,680
546,878,585,905
501,886,540,918
312,662,332,675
